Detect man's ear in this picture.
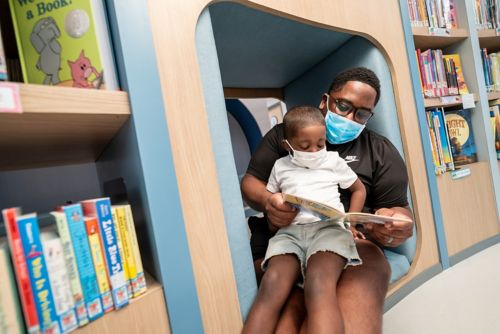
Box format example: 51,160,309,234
319,94,329,116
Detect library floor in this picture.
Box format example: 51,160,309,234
383,242,500,334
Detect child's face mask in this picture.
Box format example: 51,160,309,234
284,139,327,169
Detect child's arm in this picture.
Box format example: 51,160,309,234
347,178,366,213
347,178,366,239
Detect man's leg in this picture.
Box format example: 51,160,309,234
243,254,301,333
337,240,391,334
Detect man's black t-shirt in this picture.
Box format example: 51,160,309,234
246,123,409,260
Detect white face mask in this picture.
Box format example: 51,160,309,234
284,139,327,169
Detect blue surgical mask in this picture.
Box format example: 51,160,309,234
325,96,365,144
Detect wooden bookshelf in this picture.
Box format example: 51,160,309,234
488,91,500,101
423,93,478,108
436,162,500,256
412,27,468,49
76,274,171,334
0,84,130,170
478,29,500,52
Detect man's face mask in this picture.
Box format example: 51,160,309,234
324,95,366,144
284,139,327,169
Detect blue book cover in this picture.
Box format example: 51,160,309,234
432,108,455,171
17,214,61,334
81,198,129,309
445,109,478,166
62,204,103,321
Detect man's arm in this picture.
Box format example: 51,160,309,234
241,173,297,230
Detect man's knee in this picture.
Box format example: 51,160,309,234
358,241,391,282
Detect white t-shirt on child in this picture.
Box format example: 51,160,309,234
266,151,357,225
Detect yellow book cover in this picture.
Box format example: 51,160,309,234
111,207,132,298
123,204,147,294
443,54,469,94
8,0,117,89
84,216,114,313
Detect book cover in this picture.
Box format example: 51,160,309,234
2,208,39,334
443,54,469,94
123,205,147,294
62,204,103,321
445,109,478,166
111,207,132,297
84,216,114,313
8,0,117,89
434,108,455,171
40,232,78,333
283,194,413,225
50,212,88,327
489,101,500,159
0,25,7,81
0,242,24,334
17,213,61,334
81,198,129,308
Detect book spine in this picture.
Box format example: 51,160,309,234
84,217,114,313
63,204,103,321
82,199,129,308
41,235,78,333
17,214,61,334
0,244,24,334
111,207,133,297
52,212,89,326
124,205,147,294
2,208,40,333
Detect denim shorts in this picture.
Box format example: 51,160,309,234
261,221,362,281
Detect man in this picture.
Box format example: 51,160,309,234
241,67,414,333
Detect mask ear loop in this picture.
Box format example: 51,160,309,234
283,139,295,157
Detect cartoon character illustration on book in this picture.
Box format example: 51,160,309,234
68,50,103,89
30,17,62,85
26,244,42,259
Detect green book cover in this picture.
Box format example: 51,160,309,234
8,0,114,89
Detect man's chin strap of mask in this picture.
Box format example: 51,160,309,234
324,95,365,144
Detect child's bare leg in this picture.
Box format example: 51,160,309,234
243,254,301,334
304,251,346,334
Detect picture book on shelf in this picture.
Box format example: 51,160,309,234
0,242,24,334
442,54,469,94
0,26,7,81
283,194,413,225
445,109,478,166
489,99,500,159
8,0,117,89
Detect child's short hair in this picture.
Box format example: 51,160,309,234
283,106,325,139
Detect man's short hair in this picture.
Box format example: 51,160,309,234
283,105,325,139
328,67,381,105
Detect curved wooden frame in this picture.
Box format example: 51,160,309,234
146,0,439,331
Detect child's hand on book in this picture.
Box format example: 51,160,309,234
349,225,366,240
265,192,298,230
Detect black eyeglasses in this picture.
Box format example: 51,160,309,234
333,98,374,124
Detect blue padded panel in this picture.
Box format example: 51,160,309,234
226,99,262,154
384,250,411,284
209,2,351,88
197,9,258,318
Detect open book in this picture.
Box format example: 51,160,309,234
284,194,413,225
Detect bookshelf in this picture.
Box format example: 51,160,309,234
0,0,175,333
0,84,130,170
478,29,500,52
401,0,500,266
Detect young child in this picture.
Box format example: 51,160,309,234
243,105,366,334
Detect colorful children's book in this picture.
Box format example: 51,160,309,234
0,25,7,81
41,231,78,333
442,54,469,94
283,194,413,225
111,207,132,297
84,216,114,313
432,108,455,172
17,213,61,334
51,211,88,327
0,242,24,334
81,198,129,308
8,0,117,89
123,204,147,294
2,208,39,334
489,100,500,159
62,204,103,321
445,109,478,166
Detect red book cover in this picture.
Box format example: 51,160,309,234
2,208,39,334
